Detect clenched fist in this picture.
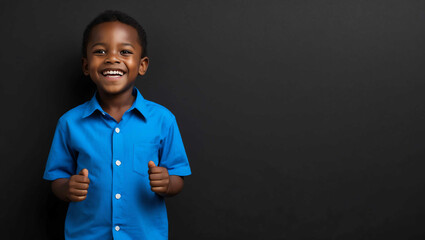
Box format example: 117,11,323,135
148,161,170,195
67,169,90,202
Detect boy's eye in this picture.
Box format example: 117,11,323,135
121,50,133,55
93,49,106,54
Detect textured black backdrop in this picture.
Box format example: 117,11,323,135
2,0,425,239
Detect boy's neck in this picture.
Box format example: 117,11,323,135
97,87,136,121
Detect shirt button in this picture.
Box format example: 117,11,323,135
115,193,121,199
115,225,120,231
115,127,120,133
116,160,121,166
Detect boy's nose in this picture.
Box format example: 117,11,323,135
105,53,120,64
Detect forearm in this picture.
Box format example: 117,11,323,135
51,178,71,202
160,175,184,198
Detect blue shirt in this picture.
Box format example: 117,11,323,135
43,88,191,240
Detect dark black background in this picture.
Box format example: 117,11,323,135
2,0,425,239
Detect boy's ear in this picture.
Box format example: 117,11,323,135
82,58,90,76
138,57,149,76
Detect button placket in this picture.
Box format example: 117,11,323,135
112,124,123,236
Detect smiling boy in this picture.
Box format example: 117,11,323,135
43,11,191,239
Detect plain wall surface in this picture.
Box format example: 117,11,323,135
1,0,425,239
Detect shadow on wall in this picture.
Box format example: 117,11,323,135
48,50,96,111
46,188,67,240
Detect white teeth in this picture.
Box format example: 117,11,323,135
103,70,124,76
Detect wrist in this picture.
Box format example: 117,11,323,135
52,178,71,202
165,175,172,196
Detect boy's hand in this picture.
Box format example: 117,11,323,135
67,169,90,202
148,161,170,195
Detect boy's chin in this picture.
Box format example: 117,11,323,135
97,85,132,95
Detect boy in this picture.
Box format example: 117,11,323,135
43,10,191,240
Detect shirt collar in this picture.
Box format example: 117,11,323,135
82,87,146,119
128,87,146,117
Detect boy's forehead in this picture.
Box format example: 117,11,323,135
88,22,140,46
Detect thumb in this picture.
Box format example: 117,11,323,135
148,161,156,169
79,168,89,177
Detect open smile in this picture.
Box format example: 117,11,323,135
102,69,126,77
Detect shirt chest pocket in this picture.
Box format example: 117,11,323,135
133,143,160,176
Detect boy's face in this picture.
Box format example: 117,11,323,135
82,21,148,96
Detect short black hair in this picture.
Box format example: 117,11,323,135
82,10,148,58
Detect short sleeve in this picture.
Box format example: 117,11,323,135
43,119,76,181
159,116,191,176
